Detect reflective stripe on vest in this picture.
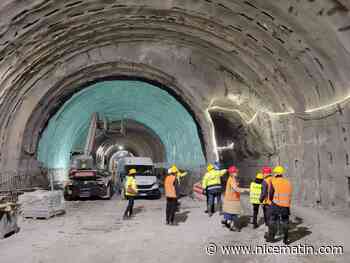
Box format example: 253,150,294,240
224,176,240,201
249,182,262,204
263,176,272,205
271,177,292,207
164,175,176,198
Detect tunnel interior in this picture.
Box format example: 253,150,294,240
35,80,206,183
0,0,350,210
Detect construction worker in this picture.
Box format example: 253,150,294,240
164,166,180,225
249,173,264,229
266,165,292,244
202,163,227,216
222,166,249,231
123,168,138,219
204,161,221,214
259,166,273,226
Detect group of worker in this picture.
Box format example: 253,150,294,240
249,165,292,244
202,163,292,244
123,162,292,244
122,165,186,224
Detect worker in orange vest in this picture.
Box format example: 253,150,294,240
164,165,180,225
265,165,292,244
222,166,249,231
259,166,273,226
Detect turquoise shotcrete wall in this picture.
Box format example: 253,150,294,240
37,80,206,169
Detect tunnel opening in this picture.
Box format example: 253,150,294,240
29,79,206,186
210,111,274,186
93,119,167,170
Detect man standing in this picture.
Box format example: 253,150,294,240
123,169,138,219
164,166,180,225
222,166,249,231
266,165,292,244
249,172,264,229
259,166,273,226
202,164,227,216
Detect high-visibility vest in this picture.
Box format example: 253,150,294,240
249,182,262,204
263,176,273,205
202,170,226,191
164,175,177,198
125,176,138,196
224,176,240,201
271,177,292,207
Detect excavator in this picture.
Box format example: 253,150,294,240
63,113,115,200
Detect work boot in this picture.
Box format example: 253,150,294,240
221,220,229,228
266,224,277,242
230,221,240,232
282,223,289,244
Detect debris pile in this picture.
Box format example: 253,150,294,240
18,190,65,219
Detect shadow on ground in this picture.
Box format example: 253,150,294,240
175,211,190,224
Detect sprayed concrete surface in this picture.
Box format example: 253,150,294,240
0,196,349,263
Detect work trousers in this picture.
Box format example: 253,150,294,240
263,204,270,225
252,204,261,225
268,205,290,241
208,191,222,213
124,196,135,217
166,197,178,224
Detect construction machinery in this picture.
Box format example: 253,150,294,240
64,113,114,200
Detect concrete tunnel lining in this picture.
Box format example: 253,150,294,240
0,0,350,208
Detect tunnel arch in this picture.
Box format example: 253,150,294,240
34,80,207,182
1,0,350,208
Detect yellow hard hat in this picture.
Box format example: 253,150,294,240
207,164,214,172
168,166,178,174
128,168,137,175
171,164,179,173
256,173,264,180
273,165,285,175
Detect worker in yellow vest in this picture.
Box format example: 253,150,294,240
202,163,227,216
123,169,138,219
266,165,292,244
249,173,264,229
259,166,273,226
164,166,180,225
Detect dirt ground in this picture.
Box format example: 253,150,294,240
0,195,349,263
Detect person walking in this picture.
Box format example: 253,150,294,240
164,166,180,225
249,172,264,229
202,163,227,216
266,165,292,244
221,166,249,231
123,168,138,219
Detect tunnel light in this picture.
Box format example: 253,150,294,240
118,145,124,150
205,109,219,161
305,94,350,113
217,142,235,151
207,105,295,125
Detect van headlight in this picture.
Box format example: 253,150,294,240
151,183,159,189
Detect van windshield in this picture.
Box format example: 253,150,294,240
125,165,153,176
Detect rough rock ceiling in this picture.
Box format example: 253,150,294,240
1,0,350,173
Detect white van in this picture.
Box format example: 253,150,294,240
116,157,161,199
